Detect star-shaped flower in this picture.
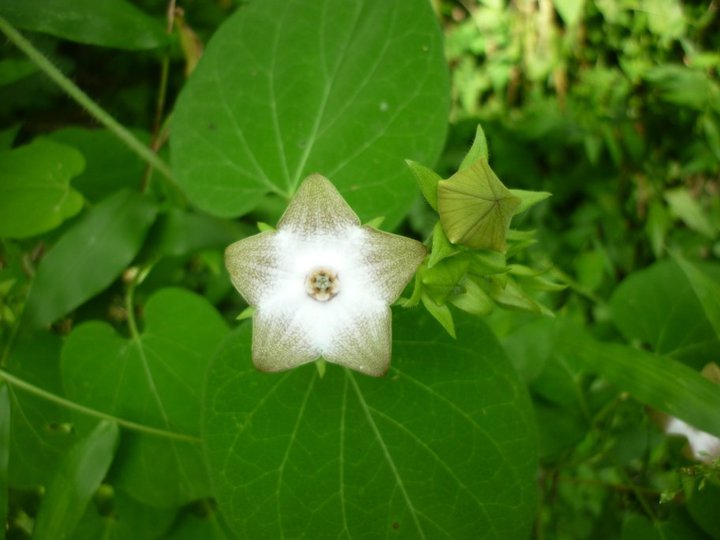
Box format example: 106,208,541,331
225,174,426,376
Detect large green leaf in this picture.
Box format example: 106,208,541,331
0,0,167,50
610,260,720,368
0,139,84,238
25,189,157,328
61,288,229,507
171,0,449,229
33,421,119,540
203,309,538,539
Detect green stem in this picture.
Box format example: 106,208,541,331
0,368,199,443
0,15,175,184
125,279,141,341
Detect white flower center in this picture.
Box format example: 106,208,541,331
305,267,340,302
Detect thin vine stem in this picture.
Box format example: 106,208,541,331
0,368,200,444
0,14,175,185
142,0,177,192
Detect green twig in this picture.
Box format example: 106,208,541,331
0,368,200,443
0,15,175,184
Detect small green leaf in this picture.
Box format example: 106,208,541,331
664,188,716,238
256,222,275,233
427,220,457,268
61,288,228,506
203,309,538,538
25,190,157,328
488,276,553,316
0,139,84,238
509,189,552,215
171,0,449,228
449,276,494,316
236,306,255,321
646,200,670,258
0,0,167,50
406,159,441,211
438,158,521,251
33,421,119,540
421,256,469,305
458,124,489,171
421,293,456,337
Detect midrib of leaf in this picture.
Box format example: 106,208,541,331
326,67,428,180
0,368,198,443
366,406,491,538
313,2,397,142
288,0,364,191
268,0,292,192
338,374,350,539
276,371,317,539
211,67,285,197
390,365,513,537
131,334,198,491
327,5,427,181
346,370,428,540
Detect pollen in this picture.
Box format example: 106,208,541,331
305,268,340,302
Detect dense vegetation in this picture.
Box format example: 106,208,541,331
0,0,718,538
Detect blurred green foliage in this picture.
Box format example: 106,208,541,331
436,0,720,537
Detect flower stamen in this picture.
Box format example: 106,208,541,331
305,268,340,302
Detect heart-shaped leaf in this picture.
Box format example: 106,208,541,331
0,139,84,239
171,0,449,229
61,288,228,507
203,309,538,539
